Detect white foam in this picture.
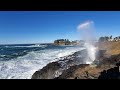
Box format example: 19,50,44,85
11,45,47,48
84,43,97,64
0,46,84,79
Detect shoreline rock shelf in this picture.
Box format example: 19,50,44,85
31,41,120,79
31,48,120,79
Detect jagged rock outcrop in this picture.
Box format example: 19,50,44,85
57,54,120,79
57,64,90,79
31,48,120,79
31,62,61,79
31,49,89,79
98,62,120,79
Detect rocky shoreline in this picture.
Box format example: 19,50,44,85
31,50,88,79
31,48,120,79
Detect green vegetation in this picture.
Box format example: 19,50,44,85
54,39,71,45
54,39,81,45
99,35,120,42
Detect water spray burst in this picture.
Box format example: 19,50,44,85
77,21,94,30
77,20,97,64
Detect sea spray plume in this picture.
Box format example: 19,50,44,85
77,20,95,43
77,20,97,64
77,21,94,30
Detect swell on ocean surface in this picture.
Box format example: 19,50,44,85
0,44,47,61
0,45,85,79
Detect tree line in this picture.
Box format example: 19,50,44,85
99,35,120,42
54,39,71,45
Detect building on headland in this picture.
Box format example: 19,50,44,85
99,35,120,42
54,39,65,45
54,39,70,46
54,39,82,46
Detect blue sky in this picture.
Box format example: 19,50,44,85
0,11,120,44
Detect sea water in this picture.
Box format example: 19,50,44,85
0,44,84,79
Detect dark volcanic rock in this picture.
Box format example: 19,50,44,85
98,67,120,79
96,54,120,69
31,48,120,79
57,64,89,79
110,54,120,63
31,49,88,79
98,62,120,79
57,54,120,79
32,62,61,79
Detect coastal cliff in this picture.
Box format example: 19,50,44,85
31,41,120,79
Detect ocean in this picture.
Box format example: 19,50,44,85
0,44,85,79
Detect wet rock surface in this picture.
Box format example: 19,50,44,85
31,49,120,79
31,49,88,79
31,62,61,79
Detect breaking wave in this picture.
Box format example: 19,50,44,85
0,45,85,79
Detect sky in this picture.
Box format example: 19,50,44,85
0,11,120,44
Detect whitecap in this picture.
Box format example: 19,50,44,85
0,46,84,79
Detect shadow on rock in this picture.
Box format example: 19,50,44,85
57,64,89,79
98,62,120,79
31,62,61,79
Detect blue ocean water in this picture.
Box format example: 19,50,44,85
0,44,84,79
0,44,63,61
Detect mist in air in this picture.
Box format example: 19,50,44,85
77,20,97,64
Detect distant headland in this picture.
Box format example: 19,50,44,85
32,35,120,79
53,39,84,46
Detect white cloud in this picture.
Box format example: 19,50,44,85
77,20,94,31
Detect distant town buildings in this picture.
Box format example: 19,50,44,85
54,39,70,45
54,39,83,46
99,35,120,42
